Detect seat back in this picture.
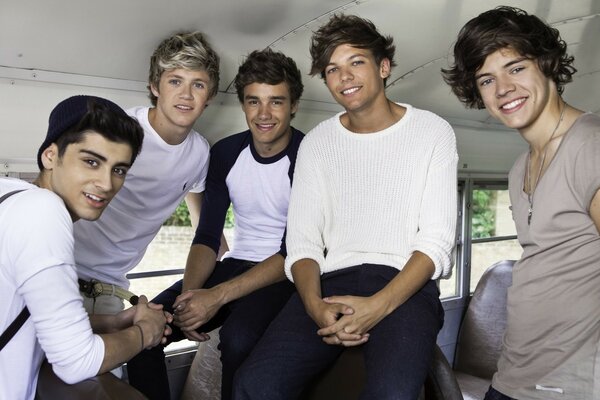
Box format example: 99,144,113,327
453,260,514,380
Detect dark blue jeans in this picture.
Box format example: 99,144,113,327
127,257,295,400
233,264,444,400
484,386,517,400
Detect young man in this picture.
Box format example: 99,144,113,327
234,15,458,400
73,31,219,314
127,48,305,400
0,95,171,400
443,6,600,400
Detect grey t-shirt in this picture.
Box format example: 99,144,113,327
494,113,600,399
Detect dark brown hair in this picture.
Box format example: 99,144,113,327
309,14,396,85
442,6,576,109
234,48,304,116
55,99,143,165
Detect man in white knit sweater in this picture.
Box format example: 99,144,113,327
234,14,458,400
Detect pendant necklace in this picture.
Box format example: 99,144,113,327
526,102,566,225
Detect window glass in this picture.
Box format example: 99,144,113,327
438,185,462,300
471,239,521,292
129,202,235,300
438,258,459,299
470,188,521,292
129,202,235,352
129,273,184,302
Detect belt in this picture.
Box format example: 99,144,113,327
78,279,139,305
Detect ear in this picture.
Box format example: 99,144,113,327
150,83,160,98
379,58,391,80
291,101,299,116
40,143,59,170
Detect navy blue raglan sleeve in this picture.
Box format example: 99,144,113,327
192,133,249,253
278,128,305,257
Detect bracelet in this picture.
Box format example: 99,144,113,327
134,323,144,352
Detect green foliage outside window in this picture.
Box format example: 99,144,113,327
164,201,235,228
224,205,234,228
165,190,496,239
164,201,192,226
472,189,496,238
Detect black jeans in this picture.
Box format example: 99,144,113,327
484,386,517,400
233,264,444,400
127,257,295,400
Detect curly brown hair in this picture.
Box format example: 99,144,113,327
442,6,576,109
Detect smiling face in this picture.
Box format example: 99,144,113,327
150,68,212,143
39,132,133,222
323,44,390,114
241,82,297,157
475,47,557,134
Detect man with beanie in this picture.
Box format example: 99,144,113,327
0,95,171,400
73,31,219,315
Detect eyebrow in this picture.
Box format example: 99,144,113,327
166,73,207,83
79,149,131,168
474,56,529,80
244,95,288,101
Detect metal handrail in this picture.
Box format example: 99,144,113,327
126,268,184,280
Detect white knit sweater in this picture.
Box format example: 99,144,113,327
284,104,458,281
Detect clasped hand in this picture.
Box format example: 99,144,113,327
171,287,224,342
310,295,386,347
132,295,173,349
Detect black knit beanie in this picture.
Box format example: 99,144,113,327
36,95,127,170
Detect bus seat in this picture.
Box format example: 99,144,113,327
35,360,146,400
452,259,514,400
181,329,223,399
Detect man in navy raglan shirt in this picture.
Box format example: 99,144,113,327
127,48,305,400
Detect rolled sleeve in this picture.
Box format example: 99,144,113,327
409,128,458,279
284,141,327,282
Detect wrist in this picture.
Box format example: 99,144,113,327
371,291,395,318
210,284,229,305
303,294,323,316
133,322,145,352
116,310,132,330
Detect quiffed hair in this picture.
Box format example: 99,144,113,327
442,6,576,109
309,14,396,85
234,48,304,116
148,31,220,105
37,96,144,170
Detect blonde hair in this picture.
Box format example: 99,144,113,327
148,31,220,105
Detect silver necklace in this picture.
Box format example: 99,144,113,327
526,103,566,225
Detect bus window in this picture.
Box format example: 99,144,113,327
438,184,463,300
438,255,460,299
469,184,521,292
128,202,235,299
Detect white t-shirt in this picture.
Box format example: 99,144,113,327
74,107,210,288
0,178,104,400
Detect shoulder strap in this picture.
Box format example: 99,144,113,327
0,189,30,351
0,189,25,203
0,307,30,351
